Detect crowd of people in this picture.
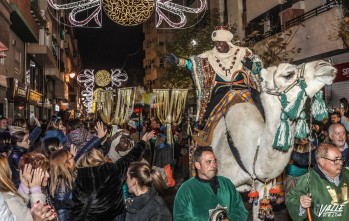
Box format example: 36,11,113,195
0,114,187,221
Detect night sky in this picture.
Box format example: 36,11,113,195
75,11,145,72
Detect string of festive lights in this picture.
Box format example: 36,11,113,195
47,0,102,27
111,69,128,87
77,69,95,113
155,0,207,28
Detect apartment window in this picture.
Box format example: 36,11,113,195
0,52,5,65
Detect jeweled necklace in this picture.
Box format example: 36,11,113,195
215,48,240,76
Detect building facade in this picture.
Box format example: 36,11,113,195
0,0,81,121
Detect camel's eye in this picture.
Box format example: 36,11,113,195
283,71,295,80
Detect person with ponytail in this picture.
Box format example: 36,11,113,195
125,161,171,221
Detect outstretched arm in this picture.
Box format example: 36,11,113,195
166,54,193,71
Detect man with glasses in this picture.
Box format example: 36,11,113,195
286,143,349,220
329,123,349,168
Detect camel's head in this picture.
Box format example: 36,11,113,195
260,60,337,97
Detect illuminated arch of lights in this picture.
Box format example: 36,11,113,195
46,0,207,29
77,69,128,113
47,0,102,28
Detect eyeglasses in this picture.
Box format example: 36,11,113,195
322,157,344,165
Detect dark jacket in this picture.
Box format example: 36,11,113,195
52,136,101,221
29,126,42,146
125,187,172,221
53,183,73,221
8,145,28,188
71,141,146,221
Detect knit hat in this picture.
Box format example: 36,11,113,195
211,26,234,48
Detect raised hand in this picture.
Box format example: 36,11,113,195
166,53,179,65
95,121,108,139
29,168,45,188
142,131,155,142
70,144,77,157
20,164,32,188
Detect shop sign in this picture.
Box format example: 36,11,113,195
334,62,349,82
29,90,42,103
16,87,27,97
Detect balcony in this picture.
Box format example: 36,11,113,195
9,0,39,42
27,44,56,68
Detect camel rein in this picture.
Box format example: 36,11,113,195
265,63,305,96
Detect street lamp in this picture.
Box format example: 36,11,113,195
69,72,76,78
191,39,197,47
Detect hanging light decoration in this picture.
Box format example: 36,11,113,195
155,0,207,28
77,69,95,113
77,68,129,113
47,0,102,28
103,0,155,26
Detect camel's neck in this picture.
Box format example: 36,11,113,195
254,92,294,179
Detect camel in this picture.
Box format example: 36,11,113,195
209,60,337,220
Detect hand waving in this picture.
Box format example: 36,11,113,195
142,131,155,142
95,121,108,139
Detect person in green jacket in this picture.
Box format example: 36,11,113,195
173,146,248,221
286,143,349,220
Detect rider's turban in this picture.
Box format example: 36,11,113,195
211,26,234,48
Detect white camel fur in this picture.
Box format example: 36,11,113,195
209,60,336,219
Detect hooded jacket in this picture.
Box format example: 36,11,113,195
71,141,146,221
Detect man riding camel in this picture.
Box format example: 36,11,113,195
167,26,264,145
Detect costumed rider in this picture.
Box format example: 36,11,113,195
167,26,264,145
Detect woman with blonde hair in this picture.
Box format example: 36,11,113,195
125,161,171,221
0,155,55,221
49,149,75,221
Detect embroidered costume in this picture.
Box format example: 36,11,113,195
178,27,263,145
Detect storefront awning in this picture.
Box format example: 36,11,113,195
0,42,8,58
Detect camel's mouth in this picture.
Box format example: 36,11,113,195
314,61,337,85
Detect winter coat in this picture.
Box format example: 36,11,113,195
71,141,146,221
2,187,46,221
64,127,93,151
0,193,16,221
53,184,73,221
125,187,171,221
29,126,42,146
8,146,28,188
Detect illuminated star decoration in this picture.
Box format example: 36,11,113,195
103,0,155,26
77,69,128,112
47,0,102,28
155,0,207,28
